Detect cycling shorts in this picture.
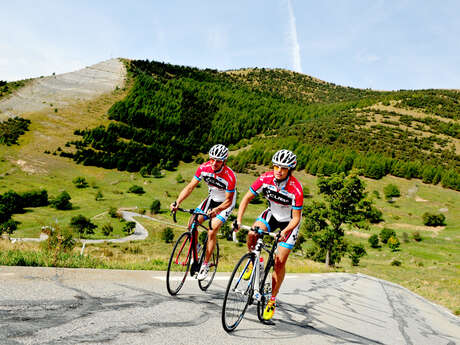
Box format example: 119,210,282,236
196,196,236,224
256,208,300,250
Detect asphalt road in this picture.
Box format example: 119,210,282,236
0,266,458,345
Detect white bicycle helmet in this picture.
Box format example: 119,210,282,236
272,149,297,169
209,144,229,161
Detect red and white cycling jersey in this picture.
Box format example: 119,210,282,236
194,161,237,203
250,171,303,222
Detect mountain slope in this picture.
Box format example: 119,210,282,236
64,59,459,190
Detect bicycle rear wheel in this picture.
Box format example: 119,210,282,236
257,259,273,322
198,240,219,291
166,232,191,296
221,252,255,332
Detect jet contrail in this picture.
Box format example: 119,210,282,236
287,0,302,73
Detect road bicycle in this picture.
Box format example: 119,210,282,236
166,206,219,295
221,225,281,332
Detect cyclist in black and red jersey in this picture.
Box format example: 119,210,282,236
234,149,303,321
170,144,237,281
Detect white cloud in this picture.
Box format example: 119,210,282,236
287,0,302,73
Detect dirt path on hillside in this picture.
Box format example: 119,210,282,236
0,59,126,121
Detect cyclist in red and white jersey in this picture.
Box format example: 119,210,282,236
170,144,237,280
235,149,303,320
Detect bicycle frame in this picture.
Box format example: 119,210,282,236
237,227,279,302
172,208,212,273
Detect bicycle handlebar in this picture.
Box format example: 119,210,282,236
170,203,212,229
236,223,280,239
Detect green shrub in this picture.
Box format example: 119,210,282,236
123,221,136,235
150,199,161,214
72,176,89,188
95,191,103,201
379,228,396,244
220,222,232,241
199,231,207,245
50,191,72,210
41,227,76,255
176,174,185,183
236,227,249,243
108,206,117,218
70,215,97,236
348,243,367,266
384,184,400,201
0,219,19,234
293,233,306,253
162,227,174,243
151,166,162,178
388,236,400,251
391,259,402,266
368,234,379,248
372,190,381,199
128,185,145,194
195,157,204,164
20,190,48,207
422,212,446,226
413,231,423,242
102,223,113,236
367,206,384,223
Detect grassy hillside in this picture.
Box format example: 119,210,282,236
63,60,459,190
0,59,459,314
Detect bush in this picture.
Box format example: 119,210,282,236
108,206,117,218
292,233,306,253
368,234,379,248
151,166,162,178
150,199,161,214
384,184,400,201
388,236,400,251
367,206,384,224
195,157,204,164
0,219,19,235
303,186,310,198
123,221,136,235
102,223,113,236
236,227,249,243
391,259,402,266
128,185,145,194
50,191,72,210
20,190,48,207
220,222,232,241
70,215,97,236
72,177,89,188
176,174,185,184
42,227,76,254
372,190,381,199
162,227,174,243
379,228,396,244
348,243,367,266
95,191,103,201
422,212,446,226
199,231,207,245
413,231,423,242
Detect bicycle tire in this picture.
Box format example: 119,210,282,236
198,240,219,291
257,259,273,322
166,232,191,296
221,252,255,332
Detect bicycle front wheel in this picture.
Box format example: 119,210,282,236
198,241,219,291
166,232,191,296
257,259,273,322
221,252,255,332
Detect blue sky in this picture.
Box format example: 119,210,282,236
2,0,459,90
